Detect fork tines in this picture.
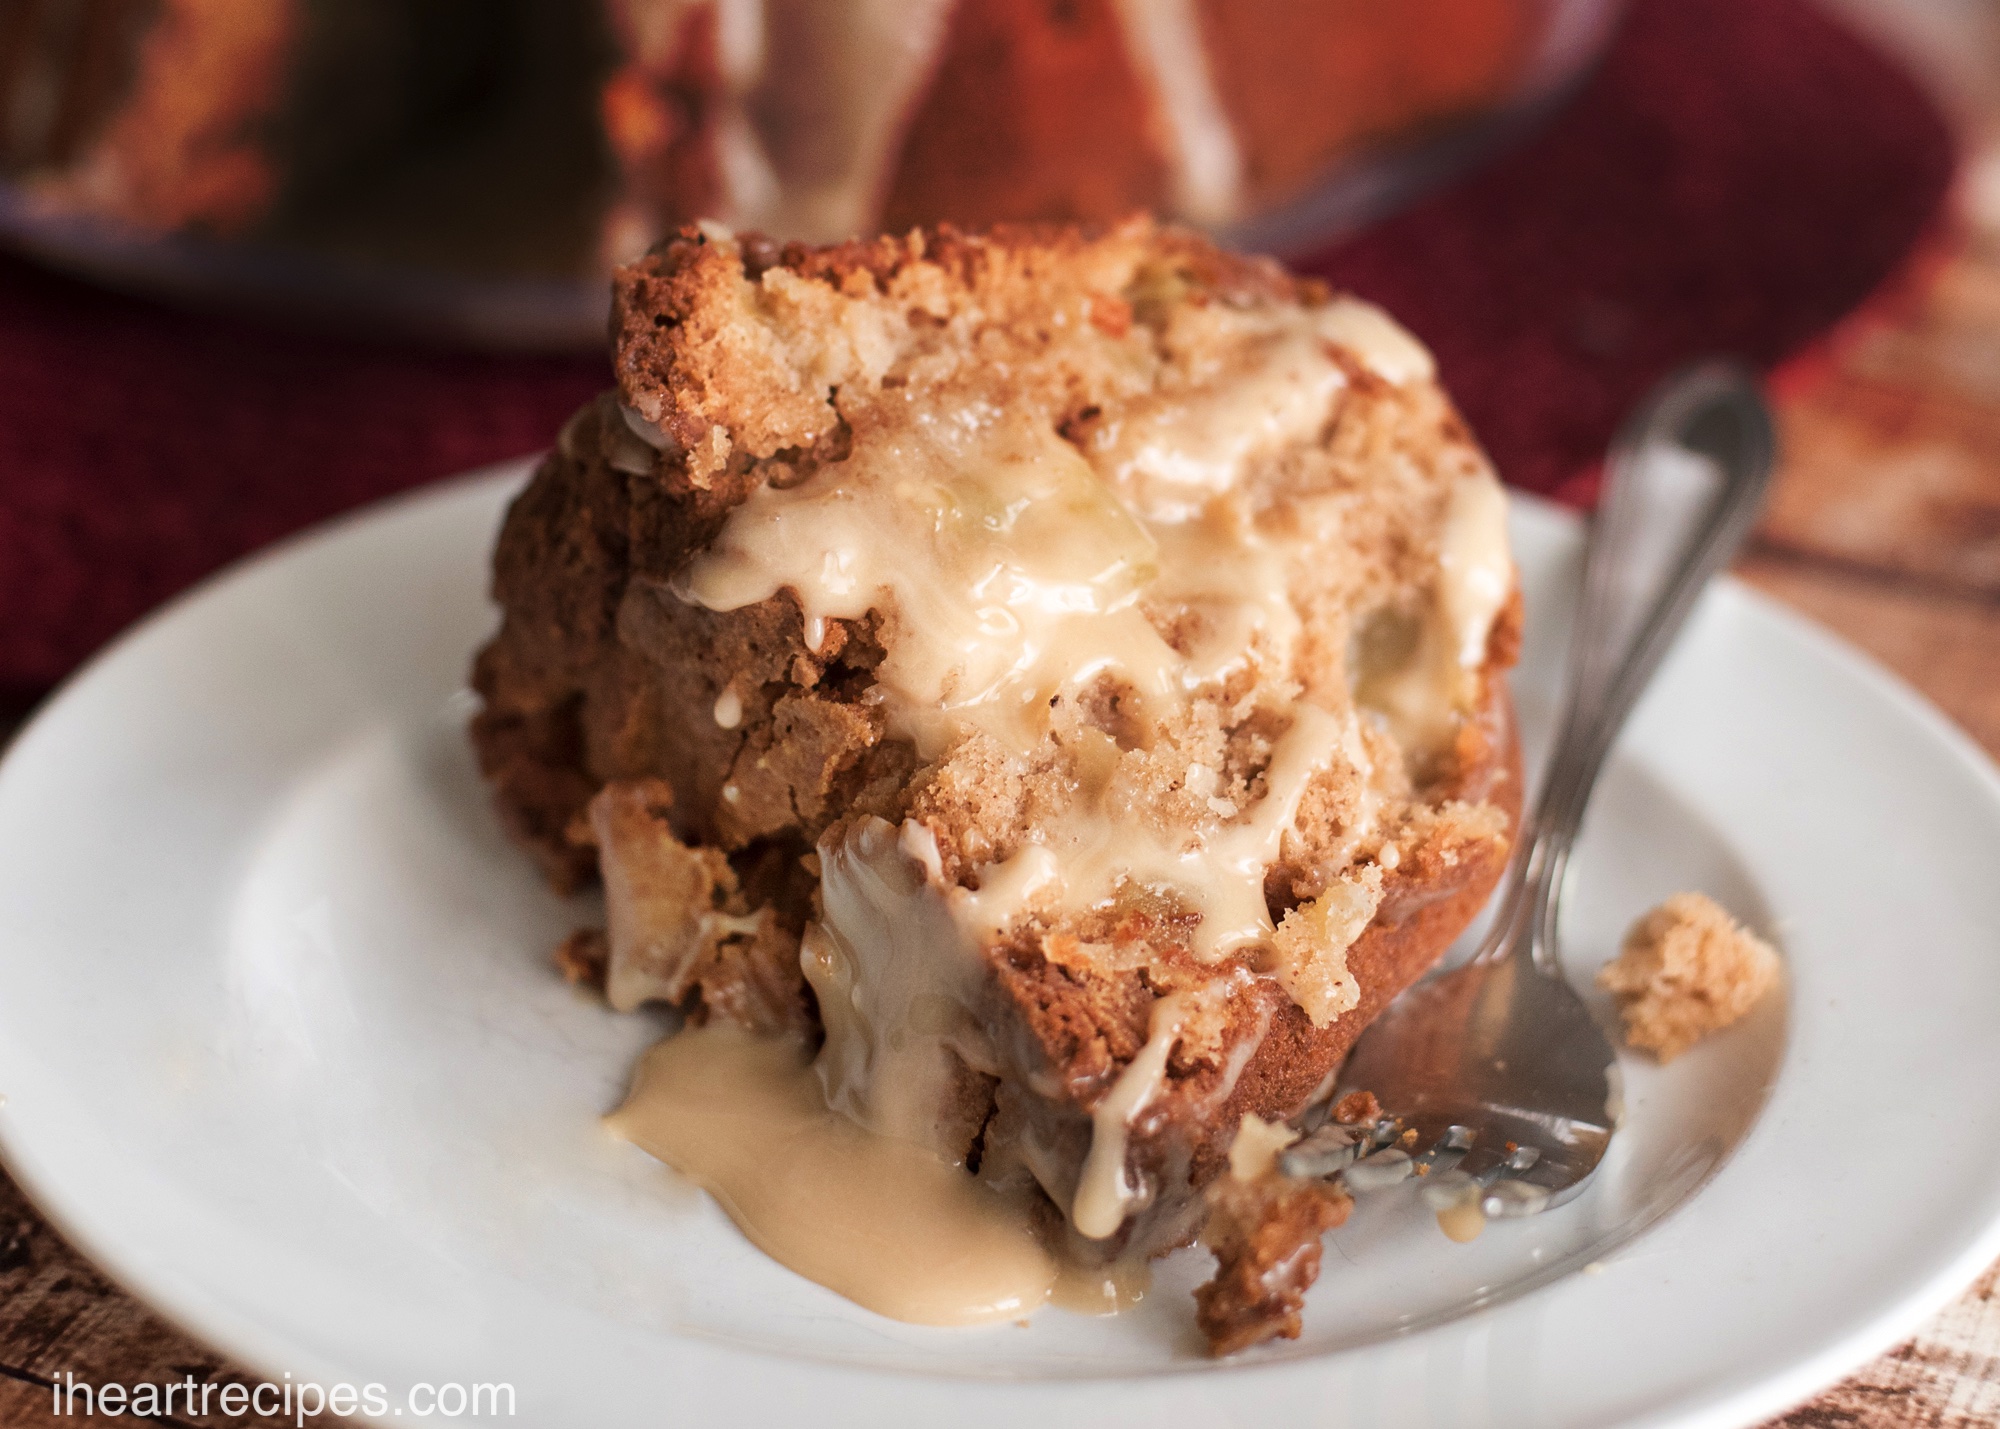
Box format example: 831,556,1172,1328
1284,1114,1555,1218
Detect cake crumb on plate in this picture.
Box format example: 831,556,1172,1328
1598,893,1781,1061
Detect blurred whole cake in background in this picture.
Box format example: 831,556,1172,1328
0,0,1618,281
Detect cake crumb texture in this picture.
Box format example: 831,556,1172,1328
1195,1166,1350,1356
474,215,1525,1352
1598,892,1781,1062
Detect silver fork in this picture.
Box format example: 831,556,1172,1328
1297,364,1775,1225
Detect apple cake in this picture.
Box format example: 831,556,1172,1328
472,215,1522,1350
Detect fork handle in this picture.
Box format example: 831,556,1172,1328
1509,363,1775,973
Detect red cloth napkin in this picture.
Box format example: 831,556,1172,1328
0,0,1954,698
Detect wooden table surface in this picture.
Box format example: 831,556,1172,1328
5,13,2000,1427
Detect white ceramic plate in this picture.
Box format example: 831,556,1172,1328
3,463,1999,1429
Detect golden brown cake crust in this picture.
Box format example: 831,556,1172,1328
606,218,1304,482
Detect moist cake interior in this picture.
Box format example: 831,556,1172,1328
473,217,1522,1350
